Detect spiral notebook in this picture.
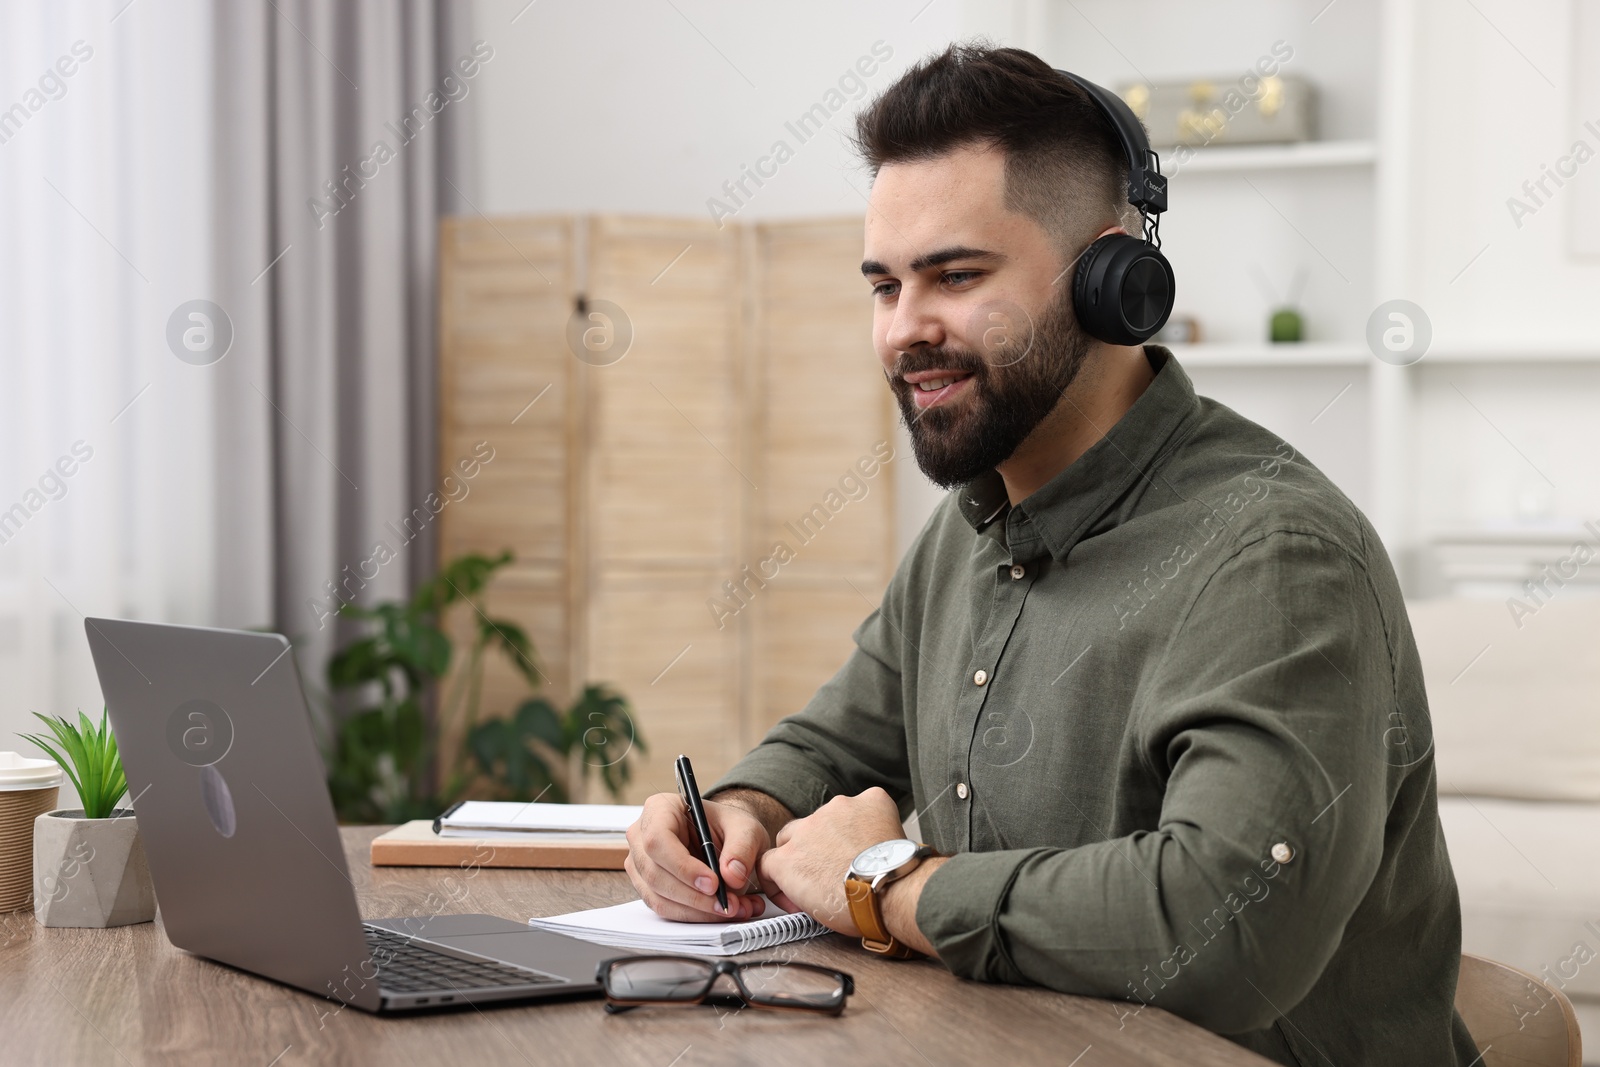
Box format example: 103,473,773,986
528,896,828,956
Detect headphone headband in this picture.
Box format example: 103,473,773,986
1055,70,1168,217
1051,69,1176,346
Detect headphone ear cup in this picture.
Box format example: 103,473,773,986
1071,235,1176,346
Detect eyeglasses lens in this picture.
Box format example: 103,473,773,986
607,958,715,1001
738,962,847,1009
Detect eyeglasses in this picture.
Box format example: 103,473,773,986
596,955,855,1015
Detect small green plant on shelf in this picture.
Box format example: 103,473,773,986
21,709,130,820
323,549,644,823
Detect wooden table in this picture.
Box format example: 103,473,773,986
0,827,1275,1067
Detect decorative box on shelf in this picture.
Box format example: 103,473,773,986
1120,74,1316,148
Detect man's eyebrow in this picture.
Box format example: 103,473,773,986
860,246,1004,277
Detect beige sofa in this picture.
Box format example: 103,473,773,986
1410,596,1600,1059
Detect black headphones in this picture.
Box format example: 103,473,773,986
1054,70,1175,346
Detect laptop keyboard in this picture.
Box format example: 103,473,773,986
363,926,567,994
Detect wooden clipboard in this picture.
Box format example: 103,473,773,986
369,820,628,870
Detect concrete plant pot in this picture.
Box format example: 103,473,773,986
32,808,155,928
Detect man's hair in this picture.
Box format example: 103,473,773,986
850,41,1143,260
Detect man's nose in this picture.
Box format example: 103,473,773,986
884,287,947,354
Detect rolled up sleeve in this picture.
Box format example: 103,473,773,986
710,601,912,819
916,531,1394,1035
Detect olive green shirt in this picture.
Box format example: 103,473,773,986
713,345,1477,1065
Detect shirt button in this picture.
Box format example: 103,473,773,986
956,782,969,800
973,669,988,686
1010,564,1025,580
1271,842,1294,864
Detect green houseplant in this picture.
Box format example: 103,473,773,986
23,710,127,820
467,683,643,804
21,709,155,928
323,549,645,823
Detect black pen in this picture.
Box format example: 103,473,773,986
674,754,729,913
432,799,466,835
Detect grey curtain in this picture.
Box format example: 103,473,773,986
208,1,472,718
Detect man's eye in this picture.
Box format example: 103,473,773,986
942,270,980,286
871,282,899,299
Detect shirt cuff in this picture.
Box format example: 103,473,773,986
915,849,1038,984
706,744,840,819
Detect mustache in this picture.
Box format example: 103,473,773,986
888,346,989,382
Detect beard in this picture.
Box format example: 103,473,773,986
888,284,1095,490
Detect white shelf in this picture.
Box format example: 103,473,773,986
1166,342,1369,368
1429,521,1600,544
1418,345,1600,364
1164,139,1379,175
1167,342,1600,368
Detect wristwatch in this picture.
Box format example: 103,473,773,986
844,838,938,958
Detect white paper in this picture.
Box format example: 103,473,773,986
439,801,641,835
529,897,828,956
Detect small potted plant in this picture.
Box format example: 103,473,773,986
22,709,155,928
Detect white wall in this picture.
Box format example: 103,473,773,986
1408,0,1600,534
470,0,1022,221
1410,0,1600,349
467,0,1041,553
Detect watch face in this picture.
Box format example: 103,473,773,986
852,838,917,876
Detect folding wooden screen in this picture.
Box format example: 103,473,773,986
436,215,898,802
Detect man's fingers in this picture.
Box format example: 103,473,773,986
631,839,722,912
633,845,759,918
713,808,768,892
635,792,693,847
637,797,726,895
757,848,787,900
768,888,802,916
760,850,800,916
627,793,769,920
634,877,745,923
629,848,715,914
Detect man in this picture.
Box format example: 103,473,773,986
625,43,1478,1065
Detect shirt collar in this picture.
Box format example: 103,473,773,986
956,344,1200,562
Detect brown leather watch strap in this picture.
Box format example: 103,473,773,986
845,877,917,958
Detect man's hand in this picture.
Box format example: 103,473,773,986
624,792,772,922
757,786,907,937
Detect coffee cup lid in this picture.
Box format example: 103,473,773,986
0,751,64,791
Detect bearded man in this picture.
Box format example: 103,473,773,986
623,42,1477,1066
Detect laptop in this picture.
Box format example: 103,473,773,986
84,617,623,1013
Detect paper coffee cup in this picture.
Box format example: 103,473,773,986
0,752,64,913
